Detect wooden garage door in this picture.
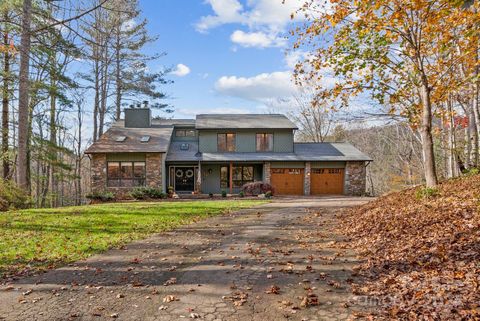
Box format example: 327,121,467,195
311,168,344,195
271,168,304,195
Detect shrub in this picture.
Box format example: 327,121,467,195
85,191,115,202
221,190,227,198
463,167,479,176
265,191,272,199
415,186,438,200
239,191,245,198
130,187,165,200
241,181,275,196
0,179,31,211
209,193,214,198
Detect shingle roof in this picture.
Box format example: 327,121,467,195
195,114,298,129
85,123,173,154
165,141,201,161
165,142,371,162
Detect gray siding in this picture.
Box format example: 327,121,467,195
198,131,218,153
270,162,305,168
198,129,294,153
273,130,294,152
311,161,346,168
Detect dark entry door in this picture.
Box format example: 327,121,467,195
174,167,195,192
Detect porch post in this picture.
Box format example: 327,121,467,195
229,162,233,194
196,161,202,193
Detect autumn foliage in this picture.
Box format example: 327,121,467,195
341,175,480,319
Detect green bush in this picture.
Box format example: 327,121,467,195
239,191,245,198
221,190,227,198
265,191,273,199
463,167,480,176
130,187,165,200
85,191,115,202
208,193,214,198
0,179,31,211
415,187,438,200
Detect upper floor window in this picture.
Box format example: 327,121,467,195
256,133,273,152
175,129,196,137
217,133,236,152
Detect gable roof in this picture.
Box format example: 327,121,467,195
85,122,173,154
195,114,298,130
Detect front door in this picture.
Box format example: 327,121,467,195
174,167,195,192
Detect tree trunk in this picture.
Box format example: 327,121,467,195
419,83,438,187
17,0,32,191
2,19,11,180
49,72,57,207
115,25,122,120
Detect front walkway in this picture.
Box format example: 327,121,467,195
0,197,371,321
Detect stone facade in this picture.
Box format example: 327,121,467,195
263,162,271,184
90,153,107,192
89,152,163,198
146,153,162,188
304,162,311,196
344,161,366,196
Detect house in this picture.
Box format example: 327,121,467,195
85,108,372,196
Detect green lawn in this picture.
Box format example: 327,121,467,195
0,200,266,277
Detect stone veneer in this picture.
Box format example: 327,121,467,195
304,162,311,195
344,161,366,196
263,162,271,184
90,153,163,198
145,153,162,188
91,153,107,192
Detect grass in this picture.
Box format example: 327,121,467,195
0,200,267,277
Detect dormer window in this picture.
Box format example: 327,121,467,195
256,133,273,152
115,136,127,142
140,135,150,143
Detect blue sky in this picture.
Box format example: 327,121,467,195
138,0,306,119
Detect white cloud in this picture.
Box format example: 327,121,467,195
171,64,191,77
196,0,306,48
214,71,298,103
230,30,286,48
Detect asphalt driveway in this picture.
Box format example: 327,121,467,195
0,196,371,321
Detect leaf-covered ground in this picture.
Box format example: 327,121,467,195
341,175,480,320
0,200,266,279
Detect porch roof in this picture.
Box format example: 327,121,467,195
171,143,372,162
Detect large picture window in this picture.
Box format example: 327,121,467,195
217,133,236,152
107,161,145,187
256,133,273,152
220,166,254,188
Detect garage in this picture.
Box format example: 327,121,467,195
310,168,344,195
271,168,304,195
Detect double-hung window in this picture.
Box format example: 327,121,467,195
107,161,146,187
217,133,236,152
256,133,273,152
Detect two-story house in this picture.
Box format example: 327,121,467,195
85,108,371,196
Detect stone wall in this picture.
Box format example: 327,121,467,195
304,162,311,196
89,152,163,198
345,161,366,196
90,153,106,193
263,162,271,184
146,153,162,188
